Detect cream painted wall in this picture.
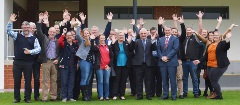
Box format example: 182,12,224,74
14,0,27,10
39,1,79,11
88,0,240,61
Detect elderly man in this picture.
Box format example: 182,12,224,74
36,12,60,102
6,14,41,103
129,28,157,100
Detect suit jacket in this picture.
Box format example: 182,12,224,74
36,23,60,63
111,41,134,68
130,39,156,66
157,35,179,66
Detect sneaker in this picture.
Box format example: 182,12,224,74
62,98,67,102
69,98,76,101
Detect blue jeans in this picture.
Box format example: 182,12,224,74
60,67,75,99
182,60,199,95
96,69,111,98
78,60,93,85
32,60,41,99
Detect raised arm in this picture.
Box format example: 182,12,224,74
79,12,87,30
6,14,18,40
222,24,238,39
103,12,113,38
215,16,222,31
36,12,48,43
193,30,208,44
172,14,178,29
196,11,204,34
178,15,186,44
158,16,165,38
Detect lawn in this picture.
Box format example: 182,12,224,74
0,91,240,105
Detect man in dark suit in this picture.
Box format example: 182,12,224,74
128,28,156,100
157,27,179,100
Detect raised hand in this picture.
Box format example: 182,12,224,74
38,12,44,22
75,18,81,27
126,35,132,43
43,11,49,19
9,13,17,22
43,18,49,27
130,19,135,25
231,24,239,27
172,14,178,21
63,9,69,19
196,11,204,18
217,16,222,23
158,17,165,25
106,12,113,22
70,17,77,27
63,28,67,34
139,18,145,25
132,32,136,38
178,15,184,23
79,12,86,22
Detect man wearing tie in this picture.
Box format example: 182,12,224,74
157,27,179,100
128,28,157,100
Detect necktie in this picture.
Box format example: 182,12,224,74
185,37,190,55
164,37,169,49
142,39,146,62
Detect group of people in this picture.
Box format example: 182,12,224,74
6,9,238,103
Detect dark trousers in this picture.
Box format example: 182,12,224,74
109,76,115,97
160,66,177,98
32,60,41,99
57,65,61,99
88,70,95,98
204,69,213,94
208,66,228,96
112,66,129,96
13,60,33,101
151,66,162,97
197,67,202,95
128,67,136,95
73,67,81,100
135,64,153,97
60,67,75,99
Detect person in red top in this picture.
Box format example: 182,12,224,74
91,34,113,101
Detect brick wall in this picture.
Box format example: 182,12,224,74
154,6,182,19
4,65,43,89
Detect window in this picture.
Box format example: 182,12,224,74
104,6,154,19
182,6,229,19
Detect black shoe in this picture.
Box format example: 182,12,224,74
156,94,161,97
136,96,143,100
183,94,187,97
171,98,177,101
179,95,184,99
41,100,47,102
35,97,40,101
211,96,223,100
12,100,20,103
161,97,168,100
50,99,57,102
198,89,202,96
146,96,152,100
194,94,200,98
24,99,32,103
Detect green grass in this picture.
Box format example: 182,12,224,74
0,91,240,105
